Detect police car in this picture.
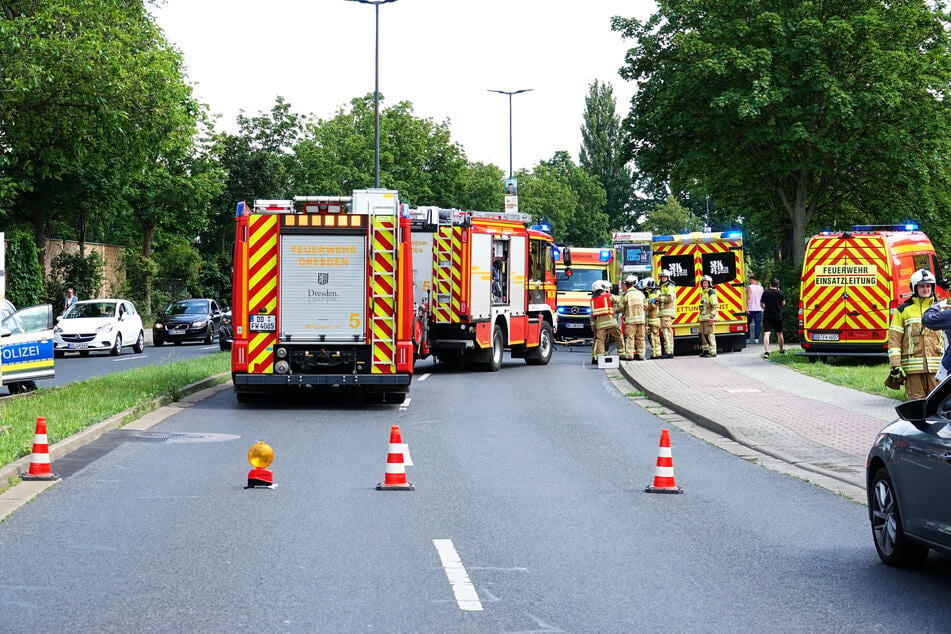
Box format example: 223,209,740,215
0,302,55,394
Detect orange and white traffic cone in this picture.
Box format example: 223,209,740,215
376,425,414,491
645,428,682,494
22,417,59,481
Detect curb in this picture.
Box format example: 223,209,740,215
0,373,231,489
617,361,866,492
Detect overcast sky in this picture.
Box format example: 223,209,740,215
151,1,658,177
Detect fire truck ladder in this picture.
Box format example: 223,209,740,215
368,209,398,374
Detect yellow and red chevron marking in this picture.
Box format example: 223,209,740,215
371,217,396,373
801,236,889,332
246,215,278,374
674,286,699,325
450,227,465,319
433,227,454,323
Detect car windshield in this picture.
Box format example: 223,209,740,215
165,301,208,316
557,268,605,292
64,302,115,319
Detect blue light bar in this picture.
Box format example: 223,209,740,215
599,249,612,262
722,230,742,239
552,246,561,260
558,305,591,315
235,201,246,218
653,235,674,242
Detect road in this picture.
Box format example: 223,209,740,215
0,349,948,631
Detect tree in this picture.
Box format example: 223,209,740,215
0,1,207,266
645,196,704,235
613,0,951,267
579,80,633,231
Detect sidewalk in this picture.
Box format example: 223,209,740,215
617,345,900,496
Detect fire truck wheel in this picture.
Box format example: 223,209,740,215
484,326,503,372
365,391,385,404
436,350,464,366
526,321,554,366
384,392,407,405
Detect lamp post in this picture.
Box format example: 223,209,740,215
346,0,398,188
488,88,533,179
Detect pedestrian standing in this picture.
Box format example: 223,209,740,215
698,275,719,358
746,275,764,344
643,279,662,359
889,269,943,399
655,269,677,358
617,275,646,360
64,287,77,311
589,280,627,364
761,278,785,359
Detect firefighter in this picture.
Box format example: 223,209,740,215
698,274,719,358
642,278,662,359
888,269,945,400
589,280,627,363
655,269,677,358
617,275,646,360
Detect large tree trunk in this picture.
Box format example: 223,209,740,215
778,170,817,269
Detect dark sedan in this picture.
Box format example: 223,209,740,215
153,298,224,346
218,309,232,351
866,378,951,566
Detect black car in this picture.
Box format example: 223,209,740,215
866,378,951,566
218,309,232,351
153,298,224,346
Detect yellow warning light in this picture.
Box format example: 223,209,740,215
248,441,274,469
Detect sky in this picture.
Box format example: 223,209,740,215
150,0,658,177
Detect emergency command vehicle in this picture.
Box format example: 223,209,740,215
798,224,947,358
409,207,557,370
230,190,415,404
652,230,748,354
554,247,616,340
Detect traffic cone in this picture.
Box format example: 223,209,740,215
376,425,414,491
644,428,682,494
22,417,59,481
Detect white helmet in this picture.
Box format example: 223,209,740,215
641,278,656,290
660,269,671,278
701,274,713,285
599,280,612,292
910,269,936,294
625,275,638,286
591,280,602,292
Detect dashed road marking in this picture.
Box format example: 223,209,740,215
432,539,483,611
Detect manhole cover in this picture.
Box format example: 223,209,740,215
121,431,240,444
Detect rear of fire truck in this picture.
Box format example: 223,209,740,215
230,189,414,404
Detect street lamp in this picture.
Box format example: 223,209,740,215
346,0,398,188
488,88,533,179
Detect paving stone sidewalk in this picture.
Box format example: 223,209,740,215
617,346,901,492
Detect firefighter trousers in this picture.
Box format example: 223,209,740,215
625,322,646,359
699,319,716,356
660,316,675,356
904,372,938,400
594,324,626,358
647,320,662,359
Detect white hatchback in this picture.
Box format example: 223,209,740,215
54,299,145,357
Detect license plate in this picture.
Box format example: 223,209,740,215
564,322,584,329
250,315,277,332
69,343,89,350
812,333,839,341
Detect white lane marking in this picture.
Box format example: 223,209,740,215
113,355,147,362
432,539,483,611
417,373,431,381
400,397,412,412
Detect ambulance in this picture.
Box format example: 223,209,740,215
553,247,616,340
651,230,748,354
798,224,948,358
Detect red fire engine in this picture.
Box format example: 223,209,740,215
230,189,415,403
409,207,558,370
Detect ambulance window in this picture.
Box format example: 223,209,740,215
702,252,737,285
658,255,694,286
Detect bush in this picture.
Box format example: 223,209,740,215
5,231,44,308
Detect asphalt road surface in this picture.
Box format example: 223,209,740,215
0,349,948,631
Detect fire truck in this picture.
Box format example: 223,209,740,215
799,224,948,359
408,207,558,370
652,230,748,354
230,189,415,404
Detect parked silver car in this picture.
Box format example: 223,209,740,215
866,378,951,566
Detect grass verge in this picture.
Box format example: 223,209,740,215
769,346,906,401
0,353,230,467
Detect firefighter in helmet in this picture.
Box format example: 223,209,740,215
642,278,662,359
888,269,945,399
589,280,627,363
617,275,646,360
655,269,677,358
698,274,719,358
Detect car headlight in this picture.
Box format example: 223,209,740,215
96,323,114,333
154,323,164,330
192,320,208,328
53,326,62,335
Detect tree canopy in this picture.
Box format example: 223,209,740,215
613,0,951,266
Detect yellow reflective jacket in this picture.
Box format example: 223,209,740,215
888,296,944,374
699,287,719,321
656,281,677,318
